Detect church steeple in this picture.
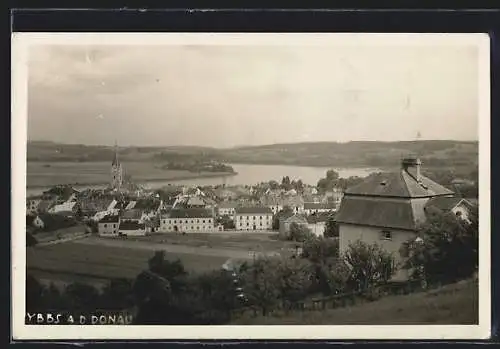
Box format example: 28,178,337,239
112,140,119,166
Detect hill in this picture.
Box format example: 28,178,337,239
231,279,478,325
27,140,478,169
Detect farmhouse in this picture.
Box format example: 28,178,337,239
234,206,273,231
98,215,120,236
160,208,215,233
335,156,455,281
425,196,476,223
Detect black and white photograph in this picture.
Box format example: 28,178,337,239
11,33,490,340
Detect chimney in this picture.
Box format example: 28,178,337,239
402,156,422,182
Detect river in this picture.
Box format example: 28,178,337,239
26,163,379,197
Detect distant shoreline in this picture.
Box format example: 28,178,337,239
26,171,238,190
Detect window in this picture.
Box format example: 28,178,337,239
260,216,262,219
246,222,249,226
163,220,166,224
253,216,256,220
174,220,177,223
104,224,107,228
260,222,263,226
203,220,205,223
208,219,212,223
197,219,199,223
381,231,392,240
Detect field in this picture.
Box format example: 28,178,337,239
26,232,294,288
231,279,479,325
27,161,233,188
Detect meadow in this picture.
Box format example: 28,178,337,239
26,240,230,288
26,232,294,288
27,161,232,188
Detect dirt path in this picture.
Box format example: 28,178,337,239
72,236,280,260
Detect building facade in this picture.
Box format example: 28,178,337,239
234,207,273,231
98,215,120,236
160,208,215,233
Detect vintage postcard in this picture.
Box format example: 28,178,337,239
11,33,490,340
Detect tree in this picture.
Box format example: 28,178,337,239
240,257,281,316
302,236,339,264
64,282,101,312
404,207,478,286
289,222,313,242
268,180,280,190
276,258,314,306
326,170,340,181
343,241,395,292
101,278,135,310
148,251,188,293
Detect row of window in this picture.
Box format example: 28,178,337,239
162,219,212,224
164,225,214,231
239,222,269,227
102,223,117,228
236,216,271,220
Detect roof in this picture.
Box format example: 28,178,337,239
99,215,120,223
235,206,273,215
168,208,213,219
187,196,206,207
304,202,336,210
345,170,454,198
218,202,238,209
425,196,467,212
119,221,145,230
121,209,143,220
335,196,420,231
133,199,161,211
306,212,332,224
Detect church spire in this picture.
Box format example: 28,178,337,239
112,140,119,166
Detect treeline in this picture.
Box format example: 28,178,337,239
26,207,477,324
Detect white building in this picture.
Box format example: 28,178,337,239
160,208,215,233
98,215,120,236
48,201,77,214
217,202,237,217
26,196,42,214
234,207,273,231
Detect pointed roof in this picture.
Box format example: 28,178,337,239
112,140,120,166
344,170,454,198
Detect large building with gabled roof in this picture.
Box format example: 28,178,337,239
335,156,455,281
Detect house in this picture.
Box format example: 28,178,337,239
425,196,475,223
98,215,120,236
214,187,238,201
160,208,215,233
118,221,146,237
323,187,344,207
303,202,337,215
217,202,238,217
35,213,77,232
234,207,273,231
279,214,308,238
334,156,456,281
306,213,331,237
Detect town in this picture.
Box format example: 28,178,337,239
25,143,479,325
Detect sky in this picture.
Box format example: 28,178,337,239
27,39,479,148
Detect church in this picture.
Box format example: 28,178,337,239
111,141,123,191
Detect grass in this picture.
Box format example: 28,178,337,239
129,232,299,254
26,241,229,287
27,161,233,188
231,279,479,325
